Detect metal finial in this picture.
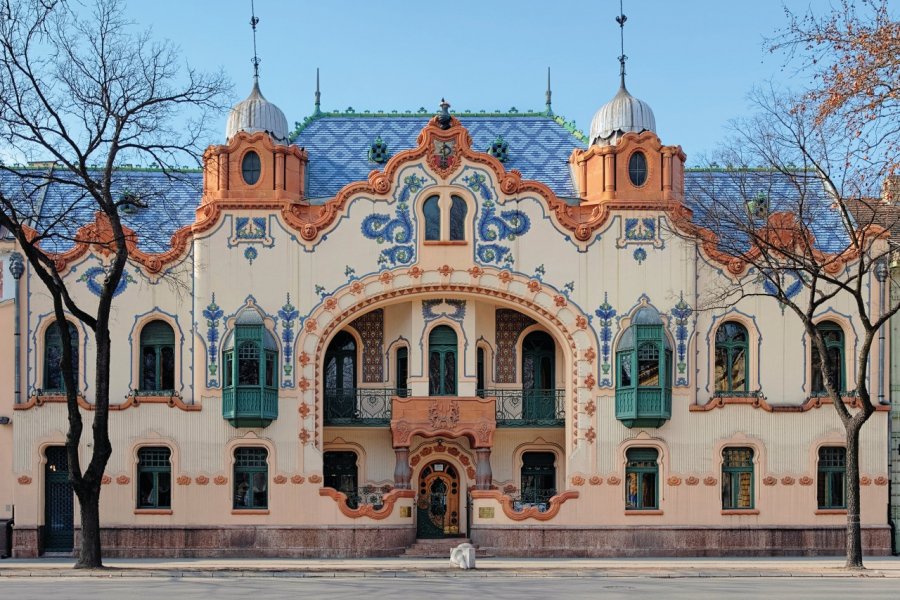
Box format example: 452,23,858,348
616,0,627,89
545,67,553,115
250,0,261,80
314,67,321,115
437,98,452,129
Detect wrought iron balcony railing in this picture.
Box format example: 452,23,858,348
340,485,392,510
508,488,558,512
324,388,409,425
712,389,764,398
477,388,565,427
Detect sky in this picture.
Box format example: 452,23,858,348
108,1,831,164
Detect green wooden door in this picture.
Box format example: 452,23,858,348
43,447,73,553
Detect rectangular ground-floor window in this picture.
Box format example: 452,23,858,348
625,447,658,510
817,446,846,509
137,447,171,509
721,447,754,509
233,447,268,509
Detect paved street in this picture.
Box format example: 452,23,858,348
2,575,899,599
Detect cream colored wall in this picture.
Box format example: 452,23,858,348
3,152,890,532
0,298,14,521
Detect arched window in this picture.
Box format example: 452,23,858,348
233,447,268,509
396,346,408,397
324,450,359,506
140,320,175,391
476,346,486,394
44,321,78,393
423,195,441,241
721,447,754,510
449,195,467,241
221,310,279,427
520,452,556,508
324,331,357,422
625,447,658,510
522,331,558,421
811,321,844,393
428,325,457,396
714,322,749,393
615,307,672,427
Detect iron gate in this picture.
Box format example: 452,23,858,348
43,447,73,553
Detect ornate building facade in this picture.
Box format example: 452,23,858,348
0,72,893,557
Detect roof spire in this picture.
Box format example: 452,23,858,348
616,0,627,89
314,67,321,115
545,67,553,116
250,0,261,81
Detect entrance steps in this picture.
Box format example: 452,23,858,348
401,538,492,558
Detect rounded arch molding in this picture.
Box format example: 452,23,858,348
296,265,598,451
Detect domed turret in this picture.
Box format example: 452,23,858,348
225,79,289,144
588,83,656,146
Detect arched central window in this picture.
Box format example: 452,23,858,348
44,321,79,393
449,195,467,241
811,321,844,393
422,194,468,242
423,195,441,241
615,307,672,427
522,331,557,421
324,331,357,421
714,322,748,393
140,320,175,392
222,310,279,427
428,325,457,396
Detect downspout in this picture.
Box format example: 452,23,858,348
874,258,892,552
8,253,24,405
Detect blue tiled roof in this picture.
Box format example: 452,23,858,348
0,168,201,253
293,113,586,199
684,170,850,253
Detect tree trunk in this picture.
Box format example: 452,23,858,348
844,421,864,569
73,483,103,569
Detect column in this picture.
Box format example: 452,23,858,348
475,448,492,490
393,447,411,489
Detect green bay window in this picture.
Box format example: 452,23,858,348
233,447,268,509
137,447,172,509
615,307,672,427
722,447,754,509
139,320,175,392
625,447,659,510
714,322,749,393
817,446,846,509
222,310,278,428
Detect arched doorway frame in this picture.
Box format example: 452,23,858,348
297,265,598,455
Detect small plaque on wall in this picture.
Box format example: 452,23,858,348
478,507,495,519
400,507,412,518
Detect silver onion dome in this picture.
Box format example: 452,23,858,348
588,83,656,146
225,79,289,144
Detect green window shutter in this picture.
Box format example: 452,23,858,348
140,320,175,346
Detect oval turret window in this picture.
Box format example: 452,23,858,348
628,152,648,187
242,151,261,185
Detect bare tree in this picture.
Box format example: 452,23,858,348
0,0,228,568
673,83,899,569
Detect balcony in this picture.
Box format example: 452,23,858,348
615,387,672,428
222,386,278,428
324,388,408,426
477,389,565,427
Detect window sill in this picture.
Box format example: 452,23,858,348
134,508,173,515
231,509,270,515
423,240,467,246
815,508,847,515
721,509,759,516
624,509,663,516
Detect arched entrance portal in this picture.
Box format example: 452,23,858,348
416,461,461,538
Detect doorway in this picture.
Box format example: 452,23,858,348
43,446,73,553
416,461,461,538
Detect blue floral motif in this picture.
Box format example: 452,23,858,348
624,217,656,241
594,293,617,387
344,265,356,278
314,284,327,298
476,198,530,266
761,269,804,300
633,247,647,264
422,299,466,322
278,294,300,387
235,217,266,240
463,172,492,201
670,294,693,386
563,281,575,298
244,246,258,264
361,176,421,267
534,264,546,279
77,266,136,298
202,294,224,388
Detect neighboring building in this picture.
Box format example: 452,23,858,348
0,68,893,558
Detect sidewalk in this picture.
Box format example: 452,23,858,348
1,556,898,578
